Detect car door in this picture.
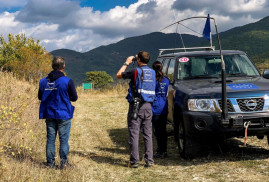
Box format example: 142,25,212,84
167,58,176,122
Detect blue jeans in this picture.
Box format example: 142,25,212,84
46,119,71,165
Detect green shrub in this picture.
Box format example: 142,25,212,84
85,71,114,88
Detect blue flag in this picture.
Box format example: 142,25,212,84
203,14,211,40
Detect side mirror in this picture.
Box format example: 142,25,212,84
263,70,269,79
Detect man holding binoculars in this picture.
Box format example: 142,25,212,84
116,51,156,168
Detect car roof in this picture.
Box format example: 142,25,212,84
158,50,246,58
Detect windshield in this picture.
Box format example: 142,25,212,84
177,54,260,80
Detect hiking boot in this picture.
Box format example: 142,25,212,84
144,163,154,168
128,163,139,168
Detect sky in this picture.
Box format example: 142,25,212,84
0,0,268,52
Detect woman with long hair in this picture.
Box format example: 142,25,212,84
152,61,170,158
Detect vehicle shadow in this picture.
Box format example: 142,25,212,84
104,127,269,166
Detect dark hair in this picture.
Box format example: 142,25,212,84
52,56,65,70
152,61,164,83
137,51,150,64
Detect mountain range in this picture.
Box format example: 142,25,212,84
51,16,269,85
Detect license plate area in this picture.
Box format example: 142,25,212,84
232,115,243,126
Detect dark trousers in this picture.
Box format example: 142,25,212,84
152,114,168,153
127,102,154,164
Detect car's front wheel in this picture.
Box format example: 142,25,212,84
178,121,201,159
174,110,201,159
178,121,185,155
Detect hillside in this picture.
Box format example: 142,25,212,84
217,16,269,56
51,33,208,85
51,16,269,85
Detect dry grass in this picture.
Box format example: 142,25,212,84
2,74,269,181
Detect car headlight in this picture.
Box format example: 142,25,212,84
188,99,217,112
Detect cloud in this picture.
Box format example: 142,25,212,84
136,1,157,13
0,12,25,35
0,0,28,8
0,0,268,52
15,0,81,30
15,0,164,36
172,0,269,19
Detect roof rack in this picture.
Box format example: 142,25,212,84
159,46,215,56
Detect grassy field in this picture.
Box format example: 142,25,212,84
2,74,269,181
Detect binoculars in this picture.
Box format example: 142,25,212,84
132,56,137,62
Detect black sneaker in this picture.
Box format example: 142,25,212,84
128,163,139,168
153,152,162,158
144,163,154,168
162,152,168,158
154,152,168,159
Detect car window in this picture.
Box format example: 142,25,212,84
167,59,175,82
162,58,170,75
176,54,259,80
191,58,207,76
233,55,259,75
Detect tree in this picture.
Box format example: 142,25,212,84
85,71,114,88
0,33,51,82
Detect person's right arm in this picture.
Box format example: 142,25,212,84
116,56,134,79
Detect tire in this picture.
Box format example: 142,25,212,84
178,121,185,157
173,108,200,159
178,121,199,159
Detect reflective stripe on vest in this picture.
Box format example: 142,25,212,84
138,89,155,95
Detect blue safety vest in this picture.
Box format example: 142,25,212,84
126,66,156,103
152,77,169,115
39,76,75,120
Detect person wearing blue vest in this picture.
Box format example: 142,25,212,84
38,56,78,169
116,51,156,168
152,61,170,158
